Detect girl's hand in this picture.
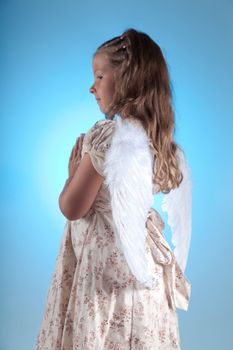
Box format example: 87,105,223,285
68,133,85,178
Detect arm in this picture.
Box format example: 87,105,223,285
59,153,104,220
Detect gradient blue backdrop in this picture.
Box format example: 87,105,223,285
1,1,233,349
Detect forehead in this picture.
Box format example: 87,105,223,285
92,52,112,72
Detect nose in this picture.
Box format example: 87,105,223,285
89,84,95,94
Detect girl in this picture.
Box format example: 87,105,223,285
35,28,192,350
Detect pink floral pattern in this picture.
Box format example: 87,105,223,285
35,119,191,349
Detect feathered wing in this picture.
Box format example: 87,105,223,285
161,148,192,273
103,117,155,288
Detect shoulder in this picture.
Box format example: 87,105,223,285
83,118,116,151
87,118,116,135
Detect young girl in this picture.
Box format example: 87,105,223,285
35,28,192,350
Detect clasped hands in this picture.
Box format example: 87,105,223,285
68,133,85,178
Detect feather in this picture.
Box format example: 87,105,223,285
103,116,155,288
161,148,192,273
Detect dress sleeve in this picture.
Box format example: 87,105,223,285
81,119,116,177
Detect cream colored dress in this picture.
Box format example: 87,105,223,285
35,119,191,350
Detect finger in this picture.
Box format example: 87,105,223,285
71,136,83,158
71,142,79,159
70,152,75,162
74,137,81,150
79,134,84,141
74,142,82,158
79,135,84,145
77,150,81,159
76,146,81,156
79,133,85,142
75,137,83,150
69,146,75,159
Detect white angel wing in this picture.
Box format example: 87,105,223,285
161,148,192,273
103,116,155,288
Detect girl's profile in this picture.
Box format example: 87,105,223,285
35,28,192,350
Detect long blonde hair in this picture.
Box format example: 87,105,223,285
94,28,183,193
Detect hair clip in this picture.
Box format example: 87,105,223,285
103,35,127,49
114,44,127,53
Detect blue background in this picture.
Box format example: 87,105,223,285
1,0,233,349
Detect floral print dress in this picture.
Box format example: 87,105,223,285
35,119,191,350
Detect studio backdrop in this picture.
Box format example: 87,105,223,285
1,1,233,349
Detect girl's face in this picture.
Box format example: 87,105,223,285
89,53,115,116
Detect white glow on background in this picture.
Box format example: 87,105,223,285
34,101,100,223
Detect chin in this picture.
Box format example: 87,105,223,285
99,104,113,118
98,104,106,113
